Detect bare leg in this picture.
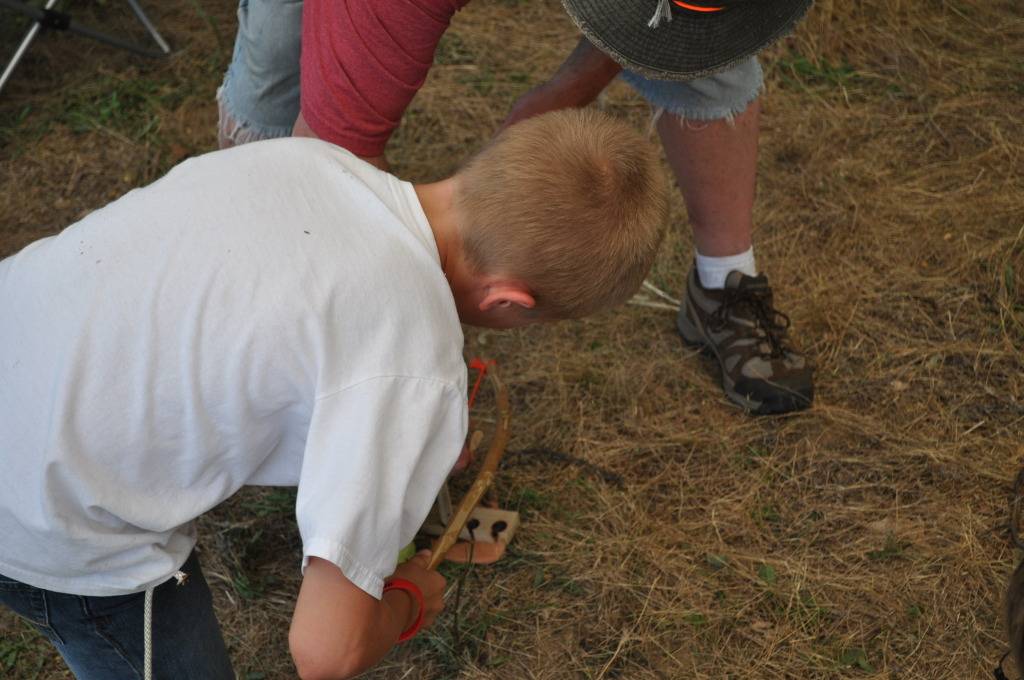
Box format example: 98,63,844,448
656,98,760,257
666,97,812,414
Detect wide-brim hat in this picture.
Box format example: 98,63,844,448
561,0,813,81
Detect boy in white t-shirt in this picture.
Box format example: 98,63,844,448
0,108,665,679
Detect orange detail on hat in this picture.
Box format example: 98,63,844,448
672,0,725,11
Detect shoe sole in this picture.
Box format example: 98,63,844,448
676,296,811,415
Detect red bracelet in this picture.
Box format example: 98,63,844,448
383,578,424,642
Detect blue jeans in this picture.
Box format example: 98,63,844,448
0,551,234,680
218,0,764,143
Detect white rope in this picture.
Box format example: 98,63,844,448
647,106,666,137
627,298,677,311
142,569,187,680
647,0,673,28
143,586,154,680
628,280,682,312
642,280,681,306
141,569,187,680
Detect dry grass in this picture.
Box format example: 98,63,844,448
1,0,1023,678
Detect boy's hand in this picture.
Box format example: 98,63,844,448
389,550,446,631
452,442,474,472
452,429,483,473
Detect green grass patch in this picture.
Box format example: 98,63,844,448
866,534,908,562
683,611,707,627
457,66,496,96
435,32,475,66
838,647,875,673
752,504,782,525
757,563,778,585
0,70,191,158
533,566,586,596
0,625,54,679
0,104,36,146
734,445,772,469
514,486,550,515
240,488,297,517
60,74,183,141
786,588,831,631
413,601,501,676
777,53,858,91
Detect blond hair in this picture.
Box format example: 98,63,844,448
454,108,667,319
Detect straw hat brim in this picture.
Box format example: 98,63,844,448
561,0,813,81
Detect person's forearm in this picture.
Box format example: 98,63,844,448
503,37,622,127
293,111,320,139
292,111,389,170
291,569,417,680
548,36,623,106
292,555,444,679
319,590,414,680
364,590,417,665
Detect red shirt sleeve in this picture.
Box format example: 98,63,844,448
301,0,470,157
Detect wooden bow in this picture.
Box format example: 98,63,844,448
427,365,510,571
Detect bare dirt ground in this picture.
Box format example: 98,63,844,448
1,0,1022,678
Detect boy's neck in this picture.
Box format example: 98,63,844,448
413,179,460,274
413,177,537,327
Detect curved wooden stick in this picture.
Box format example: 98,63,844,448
427,367,510,571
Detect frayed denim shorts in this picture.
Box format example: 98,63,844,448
217,0,304,146
621,57,763,122
218,0,765,144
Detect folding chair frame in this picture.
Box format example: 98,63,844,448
0,0,171,95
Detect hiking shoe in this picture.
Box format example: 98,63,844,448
677,267,813,414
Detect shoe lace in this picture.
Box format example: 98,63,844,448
708,286,792,359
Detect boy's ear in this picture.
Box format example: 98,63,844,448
479,282,535,311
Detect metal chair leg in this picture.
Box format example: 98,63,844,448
0,0,173,96
0,0,59,94
124,0,170,54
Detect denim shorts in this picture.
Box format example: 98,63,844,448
218,0,304,146
0,551,234,680
621,56,763,122
217,0,765,144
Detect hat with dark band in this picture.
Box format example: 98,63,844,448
561,0,813,81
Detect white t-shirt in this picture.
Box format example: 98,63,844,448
0,139,467,598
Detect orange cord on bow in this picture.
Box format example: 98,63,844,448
467,357,495,409
428,364,510,571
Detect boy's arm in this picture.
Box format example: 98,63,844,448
502,36,623,128
290,377,465,678
290,552,445,680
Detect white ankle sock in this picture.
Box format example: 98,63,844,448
695,247,757,290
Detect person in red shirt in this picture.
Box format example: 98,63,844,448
218,0,814,416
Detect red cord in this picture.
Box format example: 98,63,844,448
383,578,425,642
